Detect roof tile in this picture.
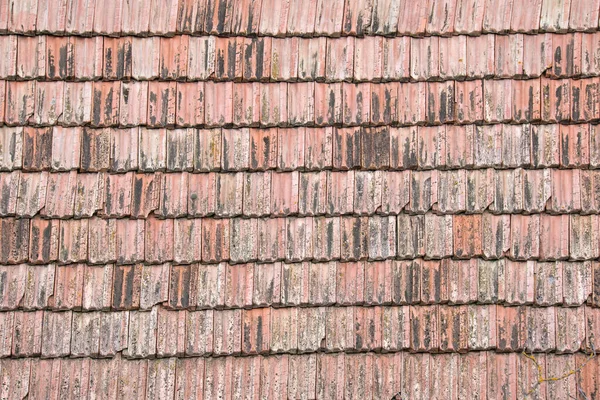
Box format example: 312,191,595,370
0,218,29,264
195,263,226,309
551,169,581,213
110,128,139,172
71,311,100,357
125,307,157,358
342,83,371,126
102,37,132,80
421,260,449,304
252,262,281,307
50,127,80,171
12,311,43,357
98,311,129,356
447,259,478,304
201,218,230,263
131,37,159,80
221,127,249,171
271,37,299,81
158,172,188,218
173,218,202,265
213,308,242,355
215,172,243,217
88,217,116,264
193,128,221,172
0,264,26,310
233,83,260,126
249,128,277,170
43,172,76,219
281,262,307,306
22,132,52,174
115,220,145,265
427,0,456,35
0,171,20,217
185,310,213,356
91,81,120,127
147,81,176,127
257,218,286,262
156,308,186,357
5,81,35,126
270,307,298,353
22,264,55,309
62,82,93,126
160,36,188,80
187,173,215,217
168,264,196,308
312,217,340,261
119,81,149,126
215,37,242,81
205,82,233,127
140,264,171,308
230,218,258,263
526,306,556,351
146,358,177,399
41,310,72,357
104,172,133,217
556,306,585,353
297,307,325,353
439,305,468,352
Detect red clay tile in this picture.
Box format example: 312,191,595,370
159,36,189,80
502,124,532,167
484,79,512,123
41,310,72,357
0,218,29,264
130,37,159,80
61,82,93,126
0,264,26,310
230,219,258,263
12,310,43,357
183,37,214,79
0,172,20,217
398,81,427,125
295,308,325,353
446,259,478,304
270,37,299,81
287,82,315,126
137,128,166,172
550,33,581,78
0,127,22,171
21,264,55,309
254,218,285,263
253,262,281,306
185,311,213,355
52,263,84,309
562,261,592,306
172,219,202,265
158,173,188,218
111,263,140,308
147,81,176,128
91,81,120,127
125,308,157,358
541,77,571,122
495,305,526,352
104,172,133,217
22,127,50,172
452,214,482,258
324,37,354,82
248,128,277,170
467,305,497,350
175,358,204,399
312,217,340,261
156,308,186,357
476,259,500,303
489,169,523,213
512,80,541,123
396,215,425,260
551,169,581,213
569,0,599,30
213,308,242,356
221,128,249,171
375,39,405,82
421,259,449,305
307,261,336,305
453,81,483,124
555,306,585,353
401,353,431,399
270,307,298,353
539,0,570,31
232,83,260,127
204,82,234,127
559,124,589,167
367,216,395,261
5,81,36,126
439,36,466,80
70,36,102,80
340,216,368,261
495,34,524,78
144,217,174,264
81,264,113,311
49,127,79,171
165,128,193,171
438,305,468,352
214,37,242,81
72,173,103,219
336,261,364,305
353,171,382,214
33,81,63,125
342,82,371,125
325,307,351,351
466,35,495,78
71,311,100,357
87,217,116,264
531,124,560,167
42,172,76,219
286,217,314,262
241,37,271,82
437,170,466,213
194,263,225,309
187,173,216,217
192,129,221,172
581,33,600,76
88,358,121,399
121,0,150,34
499,261,534,306
241,172,270,217
539,214,569,261
203,357,233,399
119,82,149,127
509,214,540,260
410,306,439,352
314,84,342,127
214,172,242,217
411,38,440,80
116,359,147,398
28,358,61,399
581,170,600,214
281,262,308,306
296,171,325,215
525,306,556,351
202,219,230,263
276,128,304,171
81,128,110,172
0,36,14,77
102,37,132,80
16,36,45,79
534,261,563,306
569,215,599,260
58,219,88,264
115,220,145,266
242,308,270,355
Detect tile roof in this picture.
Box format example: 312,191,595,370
1,0,600,398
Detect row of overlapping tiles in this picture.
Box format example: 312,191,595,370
0,259,596,311
3,167,599,216
0,303,598,358
2,213,600,264
1,32,599,82
4,0,600,38
1,351,595,400
1,124,599,173
0,77,598,127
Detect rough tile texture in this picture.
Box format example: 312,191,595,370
0,0,600,399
